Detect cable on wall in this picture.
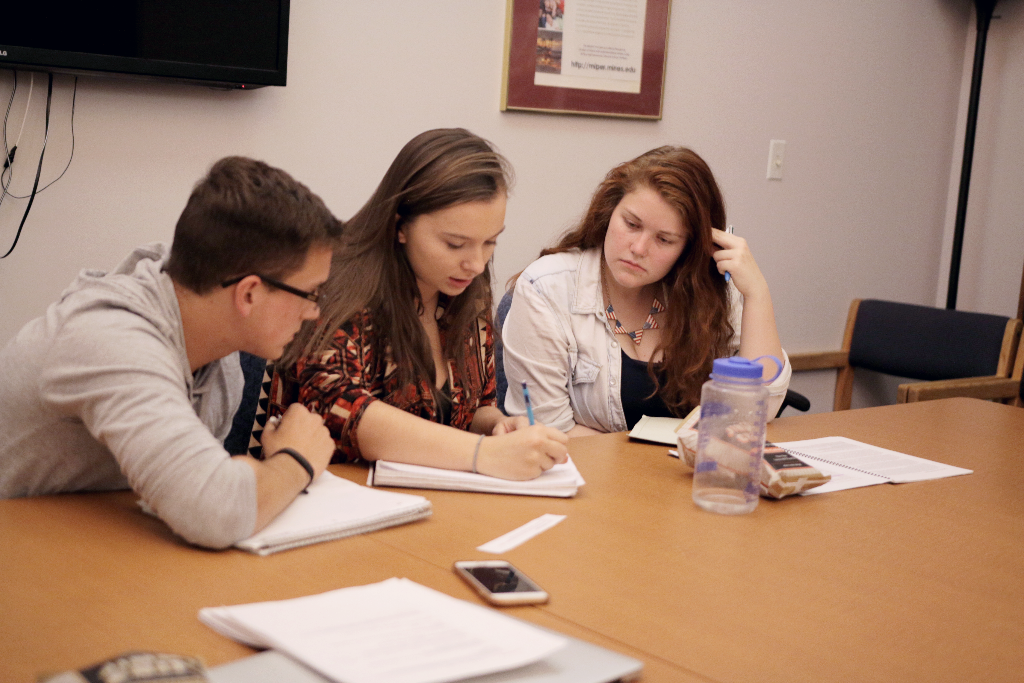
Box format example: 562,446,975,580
0,71,77,259
1,72,53,259
4,75,77,198
0,72,21,209
1,71,36,207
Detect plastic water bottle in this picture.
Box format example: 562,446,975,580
692,356,780,515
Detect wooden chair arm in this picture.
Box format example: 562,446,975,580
789,351,849,372
897,376,1021,403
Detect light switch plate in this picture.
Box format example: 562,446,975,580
767,139,785,180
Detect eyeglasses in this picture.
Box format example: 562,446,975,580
221,274,320,304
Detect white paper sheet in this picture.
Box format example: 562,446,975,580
477,514,566,554
199,578,566,683
773,437,973,495
369,458,584,498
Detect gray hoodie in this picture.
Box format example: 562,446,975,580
0,243,257,548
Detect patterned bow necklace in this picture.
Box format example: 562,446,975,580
601,262,665,345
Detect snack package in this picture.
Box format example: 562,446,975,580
758,445,830,498
676,427,700,463
676,429,830,498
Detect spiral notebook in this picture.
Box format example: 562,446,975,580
234,471,432,555
769,436,973,495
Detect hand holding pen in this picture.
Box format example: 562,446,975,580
257,404,335,492
491,382,540,436
478,382,569,480
711,224,771,299
489,382,537,435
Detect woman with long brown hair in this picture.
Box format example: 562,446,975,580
502,146,790,436
270,128,567,478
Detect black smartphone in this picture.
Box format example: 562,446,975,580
453,560,549,605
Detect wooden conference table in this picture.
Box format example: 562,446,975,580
1,398,1022,683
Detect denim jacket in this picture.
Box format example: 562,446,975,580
502,248,791,432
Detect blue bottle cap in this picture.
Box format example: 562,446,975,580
711,356,765,380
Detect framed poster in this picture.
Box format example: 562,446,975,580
501,0,671,119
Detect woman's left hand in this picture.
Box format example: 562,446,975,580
711,228,769,298
491,415,532,435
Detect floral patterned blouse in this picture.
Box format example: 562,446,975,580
268,308,497,463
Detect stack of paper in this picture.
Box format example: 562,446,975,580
199,578,567,683
368,457,585,498
772,437,973,495
235,471,432,556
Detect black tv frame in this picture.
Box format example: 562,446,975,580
0,2,290,90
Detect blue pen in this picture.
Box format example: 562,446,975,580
723,224,734,282
521,381,536,425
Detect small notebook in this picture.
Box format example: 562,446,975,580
627,407,701,445
368,458,585,498
770,436,973,495
235,471,432,555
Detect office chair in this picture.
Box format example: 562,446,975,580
494,289,809,419
897,326,1024,407
788,299,1022,411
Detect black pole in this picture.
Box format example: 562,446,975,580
947,0,998,309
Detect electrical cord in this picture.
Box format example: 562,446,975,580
13,72,34,149
1,72,53,259
12,71,34,153
0,71,19,209
0,72,77,258
0,71,36,206
3,75,77,198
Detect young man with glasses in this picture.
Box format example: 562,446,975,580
0,157,343,549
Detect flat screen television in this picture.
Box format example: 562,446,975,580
0,2,289,89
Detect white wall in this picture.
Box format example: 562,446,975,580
3,0,1013,415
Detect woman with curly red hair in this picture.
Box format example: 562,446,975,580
502,146,790,436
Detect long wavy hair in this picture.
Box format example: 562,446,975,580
281,128,513,404
529,146,732,412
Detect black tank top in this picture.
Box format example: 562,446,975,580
436,380,453,426
619,349,673,429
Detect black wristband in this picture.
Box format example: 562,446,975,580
272,448,315,493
